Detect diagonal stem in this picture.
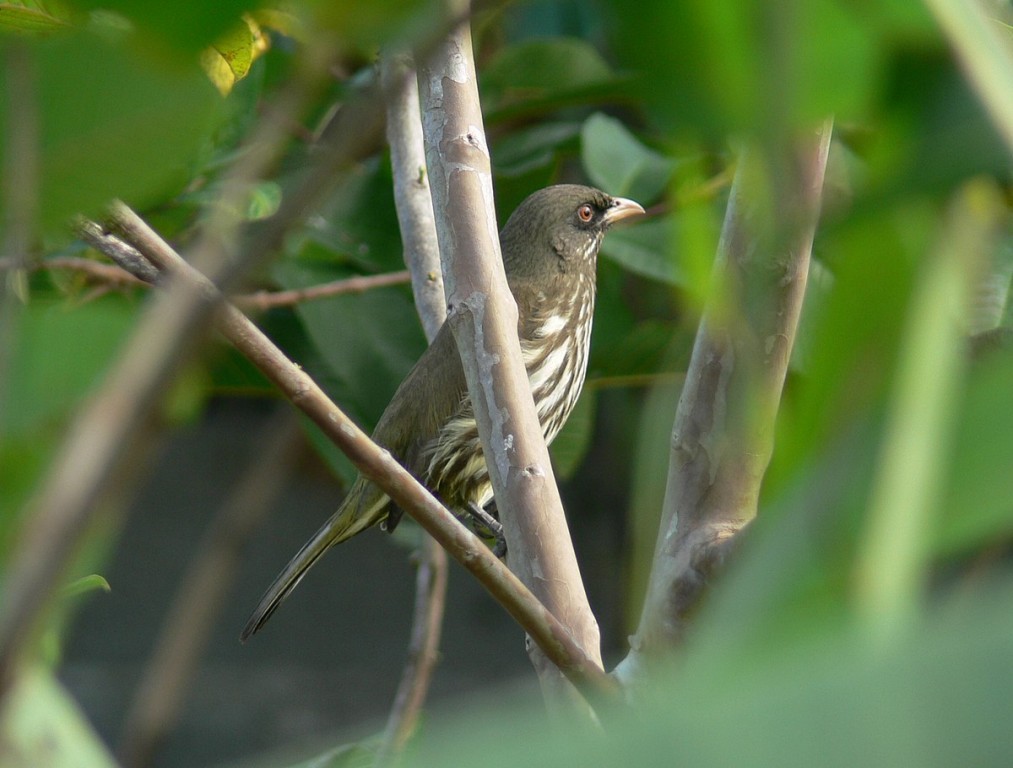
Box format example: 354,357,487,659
98,207,619,702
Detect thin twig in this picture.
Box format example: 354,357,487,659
375,535,448,762
15,245,411,308
118,411,303,768
103,206,618,702
9,255,149,286
234,271,411,310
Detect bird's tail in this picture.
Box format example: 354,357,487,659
240,479,388,641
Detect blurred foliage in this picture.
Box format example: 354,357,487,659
1,0,1012,765
0,667,117,768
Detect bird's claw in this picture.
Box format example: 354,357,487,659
465,502,507,558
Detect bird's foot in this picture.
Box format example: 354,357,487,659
465,502,507,558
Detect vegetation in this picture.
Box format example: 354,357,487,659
1,0,1011,766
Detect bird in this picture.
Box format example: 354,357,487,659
241,184,644,640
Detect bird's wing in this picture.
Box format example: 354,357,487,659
241,324,469,641
371,320,470,473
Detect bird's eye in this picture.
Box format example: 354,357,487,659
577,204,594,223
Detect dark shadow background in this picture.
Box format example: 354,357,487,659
60,395,632,767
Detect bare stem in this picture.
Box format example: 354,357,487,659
102,207,618,701
1,44,38,437
382,50,447,340
234,271,411,310
619,122,833,678
417,0,604,711
372,49,451,767
20,244,411,308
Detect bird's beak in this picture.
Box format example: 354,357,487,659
604,196,646,226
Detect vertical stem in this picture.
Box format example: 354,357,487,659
375,50,450,763
0,44,38,429
416,0,603,708
621,122,833,674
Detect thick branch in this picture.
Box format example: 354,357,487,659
622,123,833,672
98,209,618,702
416,0,603,706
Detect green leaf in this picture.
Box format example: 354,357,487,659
286,741,376,768
935,350,1013,555
64,0,257,51
244,180,283,221
493,121,581,177
481,37,620,116
1,297,136,437
199,14,269,96
581,113,674,203
549,388,595,479
611,0,909,136
852,182,995,636
0,435,50,565
409,582,1013,768
600,218,680,286
59,573,111,600
2,31,219,232
0,1,72,34
1,667,117,768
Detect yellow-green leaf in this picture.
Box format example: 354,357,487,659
0,1,71,34
200,14,269,96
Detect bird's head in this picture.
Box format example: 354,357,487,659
500,185,645,279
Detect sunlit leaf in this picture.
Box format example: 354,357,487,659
1,668,117,768
199,13,269,96
0,1,72,34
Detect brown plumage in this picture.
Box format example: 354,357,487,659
241,185,643,640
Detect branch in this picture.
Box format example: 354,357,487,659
19,244,410,309
117,411,302,768
1,43,39,437
417,0,604,709
96,208,618,702
620,122,833,675
232,271,411,311
373,49,450,765
0,61,372,700
382,50,447,341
